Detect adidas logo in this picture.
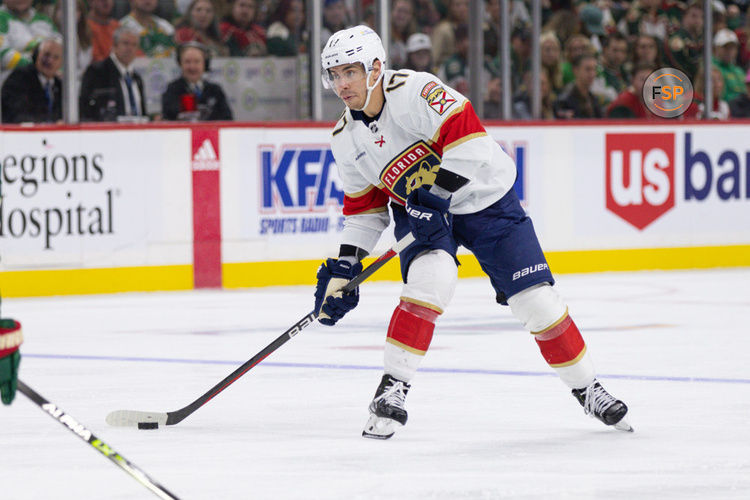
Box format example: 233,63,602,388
192,139,220,171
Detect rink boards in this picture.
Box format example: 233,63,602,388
0,121,748,297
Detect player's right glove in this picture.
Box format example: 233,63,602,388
405,186,453,245
314,258,363,326
0,318,23,405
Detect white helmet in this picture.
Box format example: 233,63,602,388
321,25,387,110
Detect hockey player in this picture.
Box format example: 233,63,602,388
314,26,631,439
0,301,23,405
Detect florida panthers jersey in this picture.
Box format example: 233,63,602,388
330,69,517,254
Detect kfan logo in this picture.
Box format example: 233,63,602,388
261,146,344,212
606,133,675,230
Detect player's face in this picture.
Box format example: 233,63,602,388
327,63,368,108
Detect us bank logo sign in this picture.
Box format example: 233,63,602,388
605,131,749,230
605,133,675,230
259,144,345,235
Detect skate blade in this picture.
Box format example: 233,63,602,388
362,414,400,440
614,418,634,432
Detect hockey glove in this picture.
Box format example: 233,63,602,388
405,187,453,245
0,318,23,405
314,258,363,326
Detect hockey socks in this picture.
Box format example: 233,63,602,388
533,313,596,390
383,300,439,382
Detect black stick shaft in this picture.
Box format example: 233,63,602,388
163,234,415,425
17,380,181,500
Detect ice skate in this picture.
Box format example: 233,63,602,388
572,379,633,432
362,374,410,439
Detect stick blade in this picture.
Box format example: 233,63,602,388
106,410,169,427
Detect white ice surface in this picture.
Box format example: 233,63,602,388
1,269,749,499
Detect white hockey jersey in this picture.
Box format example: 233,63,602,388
330,69,517,254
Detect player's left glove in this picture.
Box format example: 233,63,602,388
405,186,453,245
0,318,23,405
314,258,363,326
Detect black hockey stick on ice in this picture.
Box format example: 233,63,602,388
17,380,180,500
106,233,416,429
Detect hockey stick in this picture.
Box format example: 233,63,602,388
106,233,416,429
17,380,180,500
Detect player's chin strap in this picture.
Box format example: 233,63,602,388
354,68,384,112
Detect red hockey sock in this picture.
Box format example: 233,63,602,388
533,314,587,368
386,300,439,355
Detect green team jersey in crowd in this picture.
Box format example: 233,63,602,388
713,57,747,102
119,14,175,58
0,5,56,70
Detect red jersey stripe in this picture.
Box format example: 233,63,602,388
343,185,390,216
432,101,487,153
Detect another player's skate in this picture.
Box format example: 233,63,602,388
362,374,410,440
572,379,633,432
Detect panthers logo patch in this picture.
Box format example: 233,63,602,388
379,141,442,203
421,82,456,115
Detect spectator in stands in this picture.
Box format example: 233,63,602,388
162,42,233,120
266,0,306,56
431,0,469,68
79,26,147,121
439,24,498,98
321,0,350,46
483,0,500,60
618,0,670,41
578,3,606,54
439,24,471,95
175,0,229,56
88,0,120,62
554,53,603,119
405,32,434,73
695,64,730,120
561,34,594,85
543,9,580,50
735,9,750,69
510,26,532,90
389,0,416,69
592,32,629,108
712,28,746,103
120,0,176,57
606,63,656,119
53,0,92,76
1,36,62,123
729,69,750,118
0,0,57,71
413,0,441,35
664,0,703,80
513,70,555,120
541,31,564,95
219,0,266,56
630,34,662,70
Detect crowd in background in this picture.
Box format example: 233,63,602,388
1,0,750,122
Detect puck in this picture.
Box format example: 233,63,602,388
138,422,159,430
